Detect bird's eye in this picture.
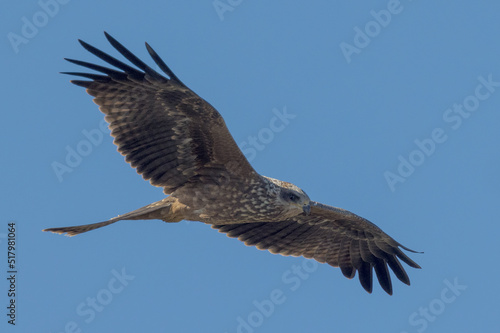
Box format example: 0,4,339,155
288,193,299,202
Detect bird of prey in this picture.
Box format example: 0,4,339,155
44,32,420,295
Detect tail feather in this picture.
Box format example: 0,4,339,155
43,197,182,236
43,219,119,236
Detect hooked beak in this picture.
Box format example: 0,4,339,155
303,203,311,216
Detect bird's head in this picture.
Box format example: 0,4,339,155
263,176,311,219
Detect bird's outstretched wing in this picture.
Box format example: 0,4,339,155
63,32,257,193
212,201,421,295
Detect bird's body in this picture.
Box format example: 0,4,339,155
44,32,421,295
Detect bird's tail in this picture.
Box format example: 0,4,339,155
43,197,181,236
42,219,119,236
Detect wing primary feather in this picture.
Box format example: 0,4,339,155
70,80,93,88
367,240,390,260
103,32,167,83
386,255,411,285
394,248,422,269
357,261,373,293
373,258,393,295
60,72,109,81
77,39,143,77
145,42,186,87
397,242,423,254
64,58,127,78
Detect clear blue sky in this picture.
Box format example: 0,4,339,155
2,1,499,332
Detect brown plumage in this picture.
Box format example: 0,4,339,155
44,32,421,295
